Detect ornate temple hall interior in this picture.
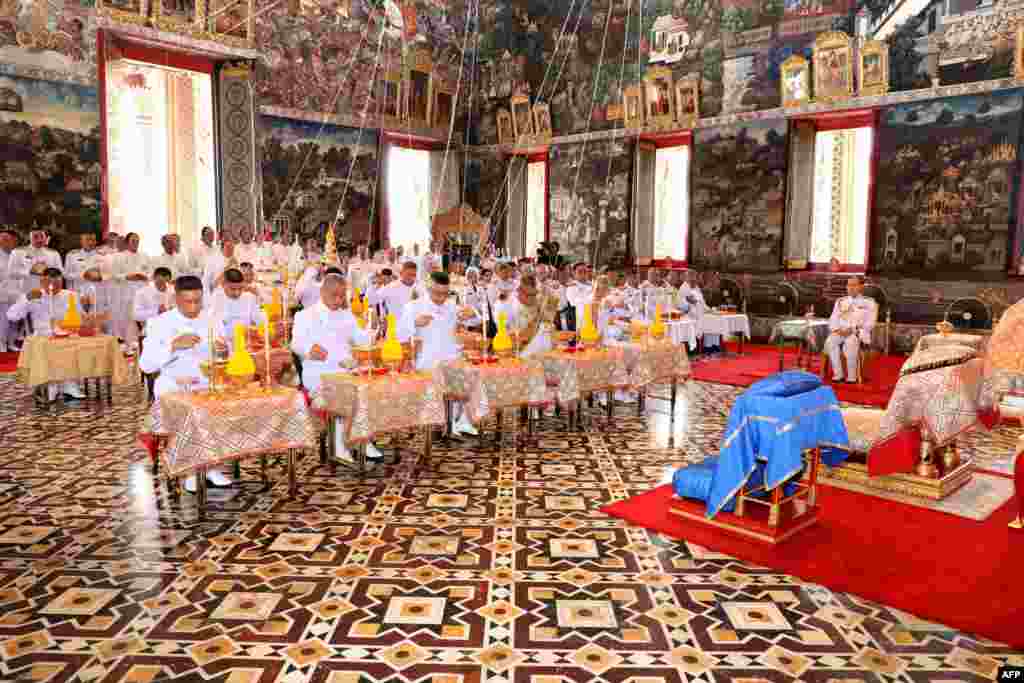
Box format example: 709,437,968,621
2,0,1024,680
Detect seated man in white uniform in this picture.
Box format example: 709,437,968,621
139,276,230,491
7,267,85,400
208,268,265,336
291,273,379,463
564,262,594,330
824,276,877,383
460,267,486,330
494,274,556,358
8,229,62,298
189,226,218,278
0,228,18,351
112,232,151,344
398,271,477,436
677,272,713,352
150,234,192,280
202,239,238,294
64,231,112,331
487,261,519,307
133,266,175,334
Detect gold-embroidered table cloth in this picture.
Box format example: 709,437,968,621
16,335,131,387
611,339,692,387
144,386,317,479
915,332,988,354
441,359,549,424
318,370,446,445
537,347,632,406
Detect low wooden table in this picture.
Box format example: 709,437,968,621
143,385,317,519
318,369,445,472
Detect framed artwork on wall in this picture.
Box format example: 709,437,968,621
859,39,889,96
382,67,403,126
154,0,205,35
205,0,255,46
674,76,699,127
511,94,534,141
781,55,810,107
813,31,854,102
432,81,455,130
406,48,433,128
624,84,644,129
533,101,553,141
497,108,515,145
643,65,675,130
97,0,150,26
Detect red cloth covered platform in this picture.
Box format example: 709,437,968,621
602,482,1024,648
691,343,903,408
0,352,17,374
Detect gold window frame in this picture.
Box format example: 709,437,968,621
780,54,811,108
497,108,515,145
813,31,854,103
511,94,534,142
624,84,644,129
405,48,433,128
859,39,889,96
674,76,699,128
533,101,553,141
643,65,675,130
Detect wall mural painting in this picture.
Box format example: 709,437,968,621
0,75,101,253
873,92,1022,279
690,118,787,272
259,115,379,249
548,138,632,268
0,1,95,84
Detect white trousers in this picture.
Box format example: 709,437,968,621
824,333,860,380
0,304,10,349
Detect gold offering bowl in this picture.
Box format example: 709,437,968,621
200,360,229,385
936,320,954,336
226,372,255,389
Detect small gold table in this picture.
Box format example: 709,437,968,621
17,334,131,408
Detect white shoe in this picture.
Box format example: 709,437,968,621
366,443,384,460
183,476,197,493
452,415,479,436
832,375,844,383
614,390,633,403
206,469,233,487
63,382,85,399
332,447,355,465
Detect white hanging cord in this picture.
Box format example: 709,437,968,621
366,45,387,250
461,0,481,210
429,0,474,233
330,27,387,231
602,0,633,197
483,0,588,235
268,18,375,228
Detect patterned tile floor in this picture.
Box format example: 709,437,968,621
0,375,1022,683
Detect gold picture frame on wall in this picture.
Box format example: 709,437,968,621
511,94,534,141
813,31,854,102
859,39,889,96
497,108,515,145
205,0,255,47
643,65,675,130
533,101,553,141
674,76,699,127
96,0,150,26
406,48,433,128
780,54,811,107
381,66,404,127
624,84,643,129
1016,24,1024,80
154,0,205,35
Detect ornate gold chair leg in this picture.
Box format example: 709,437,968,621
260,456,268,485
287,450,296,498
196,468,207,522
768,483,783,527
424,425,432,459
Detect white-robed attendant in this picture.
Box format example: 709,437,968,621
487,262,519,307
112,233,151,344
201,240,239,294
290,273,378,463
493,274,556,358
398,272,478,436
824,277,877,383
150,235,192,281
0,228,17,351
7,229,62,295
376,261,427,320
565,263,594,330
189,227,218,277
133,267,175,336
460,267,486,328
235,234,259,267
7,267,85,400
139,275,231,492
207,268,266,336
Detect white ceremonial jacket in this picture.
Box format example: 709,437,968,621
398,298,460,371
207,290,265,339
139,308,219,397
134,283,175,329
376,280,428,319
149,251,192,279
7,289,81,337
7,246,62,293
494,299,553,357
290,302,371,393
829,295,877,344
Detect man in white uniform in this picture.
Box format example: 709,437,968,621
65,232,112,332
565,262,594,330
824,277,877,383
7,267,85,399
398,272,476,435
112,233,151,344
202,239,239,294
139,275,230,491
0,228,19,351
235,228,259,266
8,229,62,296
208,268,265,337
494,274,556,358
150,235,192,280
189,226,218,277
134,267,175,332
291,274,378,463
487,261,518,307
376,261,427,319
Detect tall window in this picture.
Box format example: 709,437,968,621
653,145,690,261
386,145,432,252
810,127,873,268
525,160,546,259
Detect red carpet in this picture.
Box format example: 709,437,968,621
691,343,902,407
602,483,1024,648
0,352,17,373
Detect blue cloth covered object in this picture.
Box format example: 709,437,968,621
705,374,849,519
746,370,822,397
672,464,715,503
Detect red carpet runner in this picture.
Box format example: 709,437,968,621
0,352,17,374
602,483,1024,648
691,343,902,408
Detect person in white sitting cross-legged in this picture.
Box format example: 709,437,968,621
6,267,86,401
139,276,230,492
290,273,379,464
824,276,877,383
